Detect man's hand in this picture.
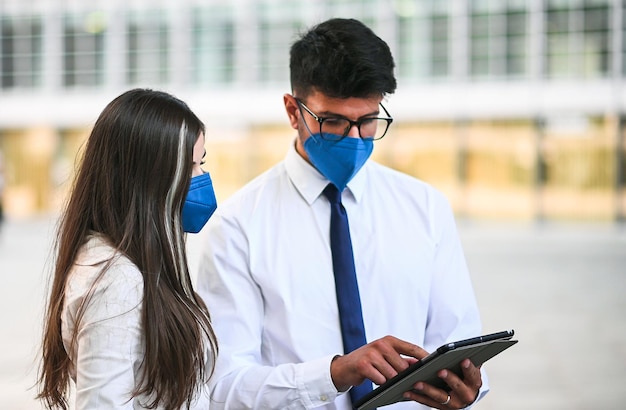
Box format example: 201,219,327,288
402,359,483,409
330,335,429,392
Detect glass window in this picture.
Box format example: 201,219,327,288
1,15,43,89
257,2,302,86
192,6,235,85
505,9,528,76
63,12,105,87
394,1,442,81
623,0,626,75
324,0,377,20
396,14,415,79
431,14,449,77
582,1,610,77
470,1,529,80
396,11,430,81
127,10,169,85
470,11,492,78
545,0,610,79
395,0,452,80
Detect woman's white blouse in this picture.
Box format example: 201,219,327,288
61,235,211,409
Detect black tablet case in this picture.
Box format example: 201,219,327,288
354,330,518,410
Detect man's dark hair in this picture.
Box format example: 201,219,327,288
290,18,396,100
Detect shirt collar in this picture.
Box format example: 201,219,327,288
284,139,368,205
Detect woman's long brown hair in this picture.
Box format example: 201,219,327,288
37,89,217,409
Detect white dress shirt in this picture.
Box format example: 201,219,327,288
197,143,487,409
62,234,211,409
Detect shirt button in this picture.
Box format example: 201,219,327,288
320,395,328,401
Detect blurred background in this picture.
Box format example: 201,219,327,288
0,0,625,409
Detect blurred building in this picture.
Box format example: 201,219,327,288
0,0,624,221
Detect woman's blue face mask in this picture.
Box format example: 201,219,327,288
182,172,217,233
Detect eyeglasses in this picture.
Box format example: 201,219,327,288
296,99,393,141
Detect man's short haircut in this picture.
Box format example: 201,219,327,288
290,18,397,100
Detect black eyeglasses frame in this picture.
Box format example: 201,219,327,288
295,98,393,141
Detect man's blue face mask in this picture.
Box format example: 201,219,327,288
182,172,217,233
303,133,373,191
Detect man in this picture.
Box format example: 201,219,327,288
198,18,487,410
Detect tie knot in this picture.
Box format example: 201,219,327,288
323,183,342,204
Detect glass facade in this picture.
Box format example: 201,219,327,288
0,0,623,221
0,14,42,89
63,12,105,87
126,10,169,85
430,4,451,78
257,2,303,86
192,5,235,85
0,0,622,91
545,0,611,79
470,0,529,79
395,1,451,81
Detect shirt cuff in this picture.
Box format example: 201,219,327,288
295,354,341,408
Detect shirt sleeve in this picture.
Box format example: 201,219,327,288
197,214,341,410
66,264,144,410
424,190,490,406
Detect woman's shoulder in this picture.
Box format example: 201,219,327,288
77,233,139,274
64,235,143,321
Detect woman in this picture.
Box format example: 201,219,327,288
38,89,218,409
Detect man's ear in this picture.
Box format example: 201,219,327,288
283,94,299,130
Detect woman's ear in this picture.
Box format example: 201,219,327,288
283,94,300,130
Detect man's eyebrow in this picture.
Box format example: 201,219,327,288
317,108,380,119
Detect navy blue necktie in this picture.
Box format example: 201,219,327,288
323,184,373,407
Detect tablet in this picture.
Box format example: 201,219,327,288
354,330,518,410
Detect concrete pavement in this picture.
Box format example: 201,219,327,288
1,216,625,410
457,220,626,410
